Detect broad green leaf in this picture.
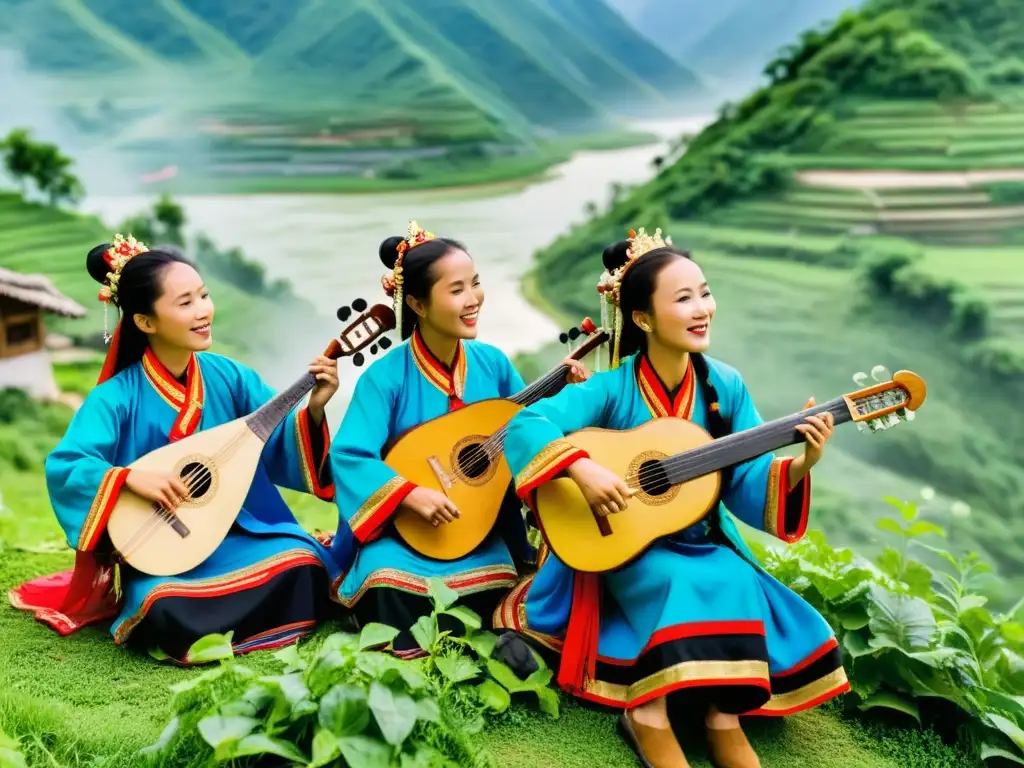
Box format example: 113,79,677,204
427,578,459,612
368,680,419,746
168,665,226,694
411,615,437,651
415,697,441,723
535,687,561,718
876,518,908,538
338,735,393,768
138,717,180,757
308,650,349,697
487,658,530,694
220,685,275,718
271,643,306,672
322,632,360,655
867,587,937,652
477,679,511,713
319,683,371,736
987,713,1024,753
221,733,308,763
858,691,921,724
900,561,935,599
525,667,554,689
875,547,903,579
435,655,480,683
465,630,498,660
260,673,311,708
842,631,874,659
980,744,1024,765
882,496,917,521
441,605,483,631
310,728,341,768
187,632,235,663
359,622,401,650
197,715,258,749
981,689,1024,722
147,646,171,662
958,594,989,614
906,520,947,539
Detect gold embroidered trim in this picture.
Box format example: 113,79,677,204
113,549,323,643
514,439,581,491
585,659,771,704
350,476,409,532
755,667,850,713
335,563,518,608
77,468,125,550
764,458,785,537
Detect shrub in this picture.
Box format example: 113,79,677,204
144,579,558,767
750,495,1024,765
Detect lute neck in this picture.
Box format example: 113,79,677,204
245,373,317,442
659,397,853,486
509,362,572,406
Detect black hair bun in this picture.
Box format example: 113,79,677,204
86,243,113,284
379,236,404,270
602,240,631,272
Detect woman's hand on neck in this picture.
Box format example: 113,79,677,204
645,337,690,393
148,337,194,380
417,322,460,368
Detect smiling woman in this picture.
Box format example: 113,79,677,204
8,235,344,664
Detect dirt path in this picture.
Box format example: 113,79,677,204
795,168,1024,190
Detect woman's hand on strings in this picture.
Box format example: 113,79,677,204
567,458,633,518
401,487,461,527
308,355,340,422
562,357,590,384
794,396,835,470
126,470,190,511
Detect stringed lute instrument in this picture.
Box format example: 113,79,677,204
532,368,928,573
106,300,396,577
389,321,609,561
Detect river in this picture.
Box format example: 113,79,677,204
83,116,710,407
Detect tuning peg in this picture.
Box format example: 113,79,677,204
379,337,392,350
337,305,351,322
559,332,569,344
870,365,891,383
568,327,581,341
580,317,597,335
852,371,869,387
370,344,378,355
353,352,365,367
352,298,367,312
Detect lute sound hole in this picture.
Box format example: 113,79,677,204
456,443,490,479
636,459,671,496
180,461,213,499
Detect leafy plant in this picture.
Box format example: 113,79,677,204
143,578,558,767
750,494,1024,765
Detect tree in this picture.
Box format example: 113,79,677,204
153,194,186,245
0,128,83,207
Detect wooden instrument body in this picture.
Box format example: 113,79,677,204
106,419,266,576
389,398,523,560
534,418,721,574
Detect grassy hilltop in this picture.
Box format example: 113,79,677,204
529,0,1024,599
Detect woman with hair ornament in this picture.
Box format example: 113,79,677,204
327,221,589,654
9,235,343,663
491,228,848,767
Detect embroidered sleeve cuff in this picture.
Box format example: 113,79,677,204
513,439,590,499
764,457,810,543
297,407,335,502
77,467,131,552
348,476,416,543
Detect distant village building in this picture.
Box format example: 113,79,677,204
0,267,86,400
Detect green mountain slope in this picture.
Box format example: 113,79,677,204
682,0,858,89
527,0,1024,599
0,0,704,132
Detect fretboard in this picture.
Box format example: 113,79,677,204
245,373,317,442
509,364,570,406
659,397,853,486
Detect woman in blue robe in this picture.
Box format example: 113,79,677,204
327,223,587,654
9,236,341,664
493,232,849,768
